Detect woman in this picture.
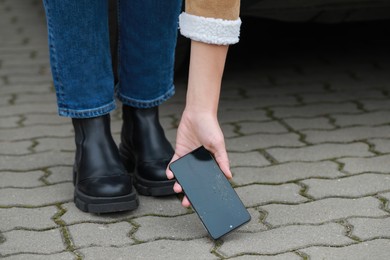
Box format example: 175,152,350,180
42,0,241,213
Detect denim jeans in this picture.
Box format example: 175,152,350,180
42,0,182,118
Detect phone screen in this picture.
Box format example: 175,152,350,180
169,146,251,239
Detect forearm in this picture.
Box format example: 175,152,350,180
185,40,229,115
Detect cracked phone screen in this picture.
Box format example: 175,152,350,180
169,146,251,239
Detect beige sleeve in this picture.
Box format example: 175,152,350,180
179,0,241,45
185,0,240,20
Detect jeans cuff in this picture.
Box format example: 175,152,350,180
117,85,175,108
58,100,116,118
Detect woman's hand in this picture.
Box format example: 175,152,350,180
166,109,232,207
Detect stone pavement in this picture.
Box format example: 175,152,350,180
1,0,390,259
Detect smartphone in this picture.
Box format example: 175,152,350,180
169,146,251,240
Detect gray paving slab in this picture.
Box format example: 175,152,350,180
0,170,45,188
0,182,73,206
259,197,387,226
302,173,390,199
229,151,270,168
235,183,307,207
270,103,360,118
267,143,372,162
79,239,218,260
0,206,58,231
369,138,390,154
0,140,33,155
283,117,335,131
68,222,134,248
301,239,390,260
218,223,353,257
339,154,390,174
226,132,304,152
333,111,390,127
232,161,343,185
304,125,390,143
229,253,302,260
0,229,65,255
4,252,75,260
348,217,390,240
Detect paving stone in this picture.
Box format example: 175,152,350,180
271,103,360,118
0,95,11,106
0,66,44,77
380,192,390,202
0,84,53,95
61,196,188,225
333,111,390,127
218,223,353,256
158,102,185,117
339,154,390,174
22,114,69,126
218,109,270,124
0,206,57,231
368,139,390,154
221,123,240,138
235,183,307,207
0,229,64,255
229,253,301,260
133,213,207,240
229,151,270,168
232,161,343,185
237,208,268,233
349,217,390,240
80,239,217,260
68,222,134,248
13,92,56,104
304,125,390,143
0,182,73,206
267,143,372,162
283,117,335,131
219,96,298,110
226,133,303,152
7,75,52,86
301,239,390,260
0,116,20,128
0,103,57,117
238,121,288,135
45,166,72,183
0,170,44,188
4,252,75,260
362,99,390,111
299,89,385,103
0,124,73,141
0,140,33,155
302,173,390,198
34,137,75,152
259,197,386,226
0,151,73,171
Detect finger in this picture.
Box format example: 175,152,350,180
173,181,182,193
166,153,180,179
182,195,191,207
207,142,232,179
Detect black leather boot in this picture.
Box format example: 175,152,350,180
72,114,139,213
119,105,175,196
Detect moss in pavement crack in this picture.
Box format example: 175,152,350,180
211,239,225,259
294,250,310,260
335,219,361,242
52,204,82,260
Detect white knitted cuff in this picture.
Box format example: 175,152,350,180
179,12,241,45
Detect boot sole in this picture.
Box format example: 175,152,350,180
74,187,139,213
119,144,176,197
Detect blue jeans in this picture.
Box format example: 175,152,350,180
42,0,182,118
